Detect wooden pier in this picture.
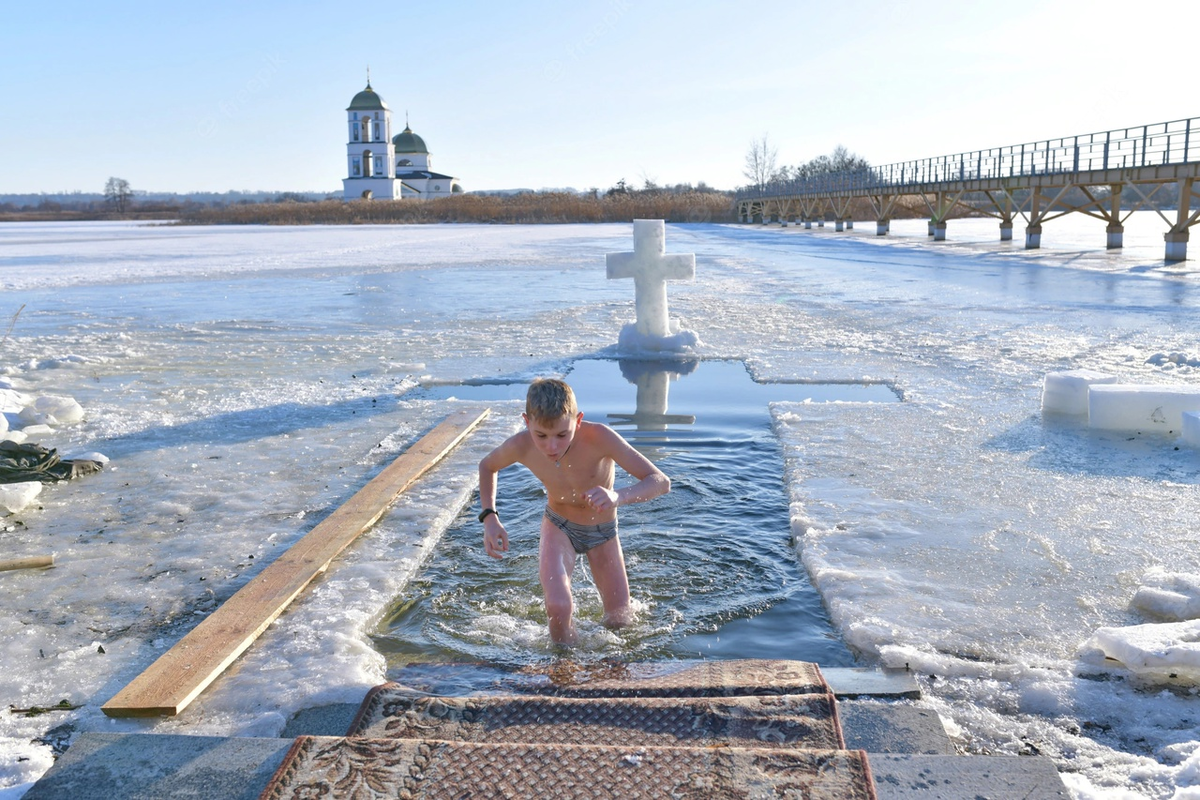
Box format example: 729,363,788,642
736,116,1200,260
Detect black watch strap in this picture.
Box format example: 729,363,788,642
478,508,497,523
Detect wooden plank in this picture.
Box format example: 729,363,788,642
0,555,54,572
102,408,489,718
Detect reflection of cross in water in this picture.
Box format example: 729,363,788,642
607,359,698,433
606,219,695,338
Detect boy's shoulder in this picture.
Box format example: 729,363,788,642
578,419,623,446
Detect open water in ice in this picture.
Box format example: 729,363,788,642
374,359,894,669
1,215,1199,798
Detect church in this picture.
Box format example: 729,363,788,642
341,82,462,201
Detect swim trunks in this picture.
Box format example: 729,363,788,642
544,506,618,554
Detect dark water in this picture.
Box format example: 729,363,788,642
372,359,897,672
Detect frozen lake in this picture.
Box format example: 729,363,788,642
1,214,1199,798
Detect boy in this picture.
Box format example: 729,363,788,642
478,377,670,645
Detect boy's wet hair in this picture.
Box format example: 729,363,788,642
526,378,577,424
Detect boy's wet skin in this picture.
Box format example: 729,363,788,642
478,378,670,645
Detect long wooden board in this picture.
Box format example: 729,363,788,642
102,407,489,717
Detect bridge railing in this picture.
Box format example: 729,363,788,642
737,116,1200,200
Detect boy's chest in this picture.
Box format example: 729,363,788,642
529,455,614,498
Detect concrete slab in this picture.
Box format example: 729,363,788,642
23,733,289,800
868,754,1069,799
280,702,360,738
824,667,921,699
839,700,954,755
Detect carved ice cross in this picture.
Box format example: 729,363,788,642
606,219,695,338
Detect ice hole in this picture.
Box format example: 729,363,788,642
372,359,898,673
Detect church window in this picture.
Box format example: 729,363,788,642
373,122,381,140
352,125,359,142
398,158,412,166
352,158,361,177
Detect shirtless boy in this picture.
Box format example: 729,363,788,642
478,378,670,645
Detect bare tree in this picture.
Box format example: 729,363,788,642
742,134,778,193
104,177,133,214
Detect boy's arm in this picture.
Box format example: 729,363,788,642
479,434,523,559
583,426,670,512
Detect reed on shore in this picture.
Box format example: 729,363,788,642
177,192,737,225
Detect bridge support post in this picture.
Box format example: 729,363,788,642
1165,231,1189,261
932,222,947,241
876,219,890,236
845,220,854,230
999,222,1013,241
804,218,812,229
1025,225,1043,249
835,219,844,232
927,221,935,236
818,219,825,228
1106,224,1124,249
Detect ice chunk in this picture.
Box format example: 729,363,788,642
1184,411,1200,447
617,322,702,355
1087,619,1200,683
1132,571,1200,621
17,395,85,426
0,481,41,514
1041,369,1117,415
18,424,54,438
67,451,109,464
1,430,28,444
1087,384,1200,432
0,388,30,413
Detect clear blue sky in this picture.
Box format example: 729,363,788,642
2,0,1196,195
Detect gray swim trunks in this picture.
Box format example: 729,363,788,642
544,506,618,554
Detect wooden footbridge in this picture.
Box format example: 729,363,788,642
735,116,1200,260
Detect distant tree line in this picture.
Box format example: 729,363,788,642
743,135,871,193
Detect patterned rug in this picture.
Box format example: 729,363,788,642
259,738,877,800
261,660,878,799
393,658,831,699
348,690,846,750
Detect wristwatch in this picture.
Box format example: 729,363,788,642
478,508,497,523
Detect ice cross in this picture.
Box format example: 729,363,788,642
606,219,695,338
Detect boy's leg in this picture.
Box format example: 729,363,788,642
586,535,632,629
538,516,579,645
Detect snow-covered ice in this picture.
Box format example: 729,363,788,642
0,214,1199,797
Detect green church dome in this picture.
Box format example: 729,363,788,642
392,126,428,154
347,83,388,111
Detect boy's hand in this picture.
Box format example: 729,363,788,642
584,486,619,512
483,517,509,559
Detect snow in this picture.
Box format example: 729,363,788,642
0,214,1199,797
